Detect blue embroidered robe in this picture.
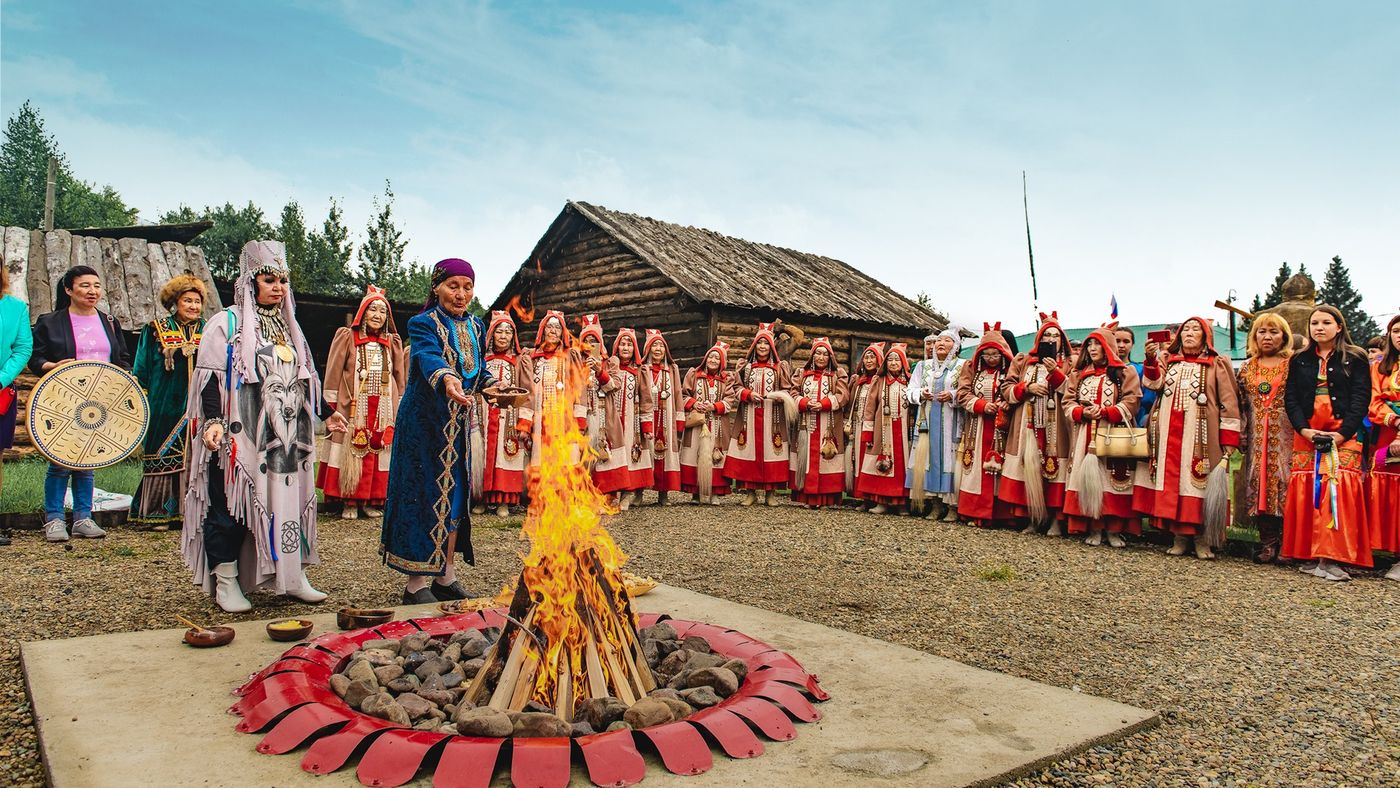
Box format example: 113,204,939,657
905,357,964,494
381,307,495,576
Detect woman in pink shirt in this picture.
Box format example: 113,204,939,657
30,265,130,542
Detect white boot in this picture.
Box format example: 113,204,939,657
739,491,756,507
213,562,252,613
286,570,328,603
1167,535,1190,556
1085,527,1103,547
495,504,510,517
1046,521,1064,537
869,504,889,515
1384,563,1400,581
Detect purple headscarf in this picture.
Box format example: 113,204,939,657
422,258,476,312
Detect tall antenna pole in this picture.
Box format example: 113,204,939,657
1022,171,1039,325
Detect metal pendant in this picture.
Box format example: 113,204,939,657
274,343,295,363
1197,393,1209,406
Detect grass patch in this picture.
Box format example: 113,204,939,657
1,457,143,515
974,562,1019,582
1303,598,1336,609
481,517,524,530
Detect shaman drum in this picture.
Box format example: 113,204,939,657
28,360,150,470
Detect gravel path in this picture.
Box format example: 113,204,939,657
2,499,1397,786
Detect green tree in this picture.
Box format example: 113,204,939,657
306,198,356,297
166,202,272,281
274,200,312,292
0,100,137,228
1317,255,1380,341
356,181,408,294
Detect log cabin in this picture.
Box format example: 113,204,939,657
490,201,947,372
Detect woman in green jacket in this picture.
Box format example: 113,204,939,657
129,275,207,529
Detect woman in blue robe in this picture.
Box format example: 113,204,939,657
906,329,965,520
381,258,498,604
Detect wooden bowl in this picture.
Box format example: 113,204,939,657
266,618,314,642
337,608,394,630
486,386,530,407
183,626,235,648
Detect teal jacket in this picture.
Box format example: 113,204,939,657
0,295,33,388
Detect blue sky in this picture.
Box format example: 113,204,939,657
3,0,1397,333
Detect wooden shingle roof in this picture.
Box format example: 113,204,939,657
563,201,944,332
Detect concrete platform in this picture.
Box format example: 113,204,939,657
22,584,1157,787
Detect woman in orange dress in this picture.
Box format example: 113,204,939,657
1235,313,1295,563
1367,313,1400,580
1282,305,1372,581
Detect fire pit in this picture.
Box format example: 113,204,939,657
231,610,825,786
229,362,827,786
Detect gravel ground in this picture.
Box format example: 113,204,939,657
1,497,1397,787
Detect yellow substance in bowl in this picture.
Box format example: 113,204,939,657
269,620,305,630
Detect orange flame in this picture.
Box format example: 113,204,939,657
506,293,536,324
516,353,631,710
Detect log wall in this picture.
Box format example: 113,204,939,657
711,308,929,374
510,225,713,370
0,227,223,457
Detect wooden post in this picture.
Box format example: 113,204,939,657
42,158,56,232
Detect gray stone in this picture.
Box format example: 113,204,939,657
523,700,553,715
361,639,399,652
659,697,692,721
420,672,446,692
452,706,513,737
373,664,405,684
681,635,712,654
657,648,692,677
342,679,377,710
685,667,739,698
385,675,420,694
570,721,596,738
581,697,628,731
437,723,458,735
639,622,677,641
417,689,454,708
439,669,466,689
361,693,410,726
647,688,682,702
623,697,674,729
513,712,573,738
402,651,432,673
345,659,378,687
665,670,692,690
399,632,432,655
458,634,489,659
679,686,722,709
686,652,726,671
360,649,396,667
605,720,633,732
396,692,435,720
412,718,439,731
721,659,749,685
642,639,661,667
458,658,484,678
441,642,462,663
328,674,351,698
414,656,455,681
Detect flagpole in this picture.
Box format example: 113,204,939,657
1022,171,1040,326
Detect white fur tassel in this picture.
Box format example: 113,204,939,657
1202,459,1230,548
768,390,800,427
469,425,485,492
910,430,931,509
1069,452,1103,520
1022,433,1048,525
697,425,714,499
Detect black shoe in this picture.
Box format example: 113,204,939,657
430,580,470,601
401,587,437,605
